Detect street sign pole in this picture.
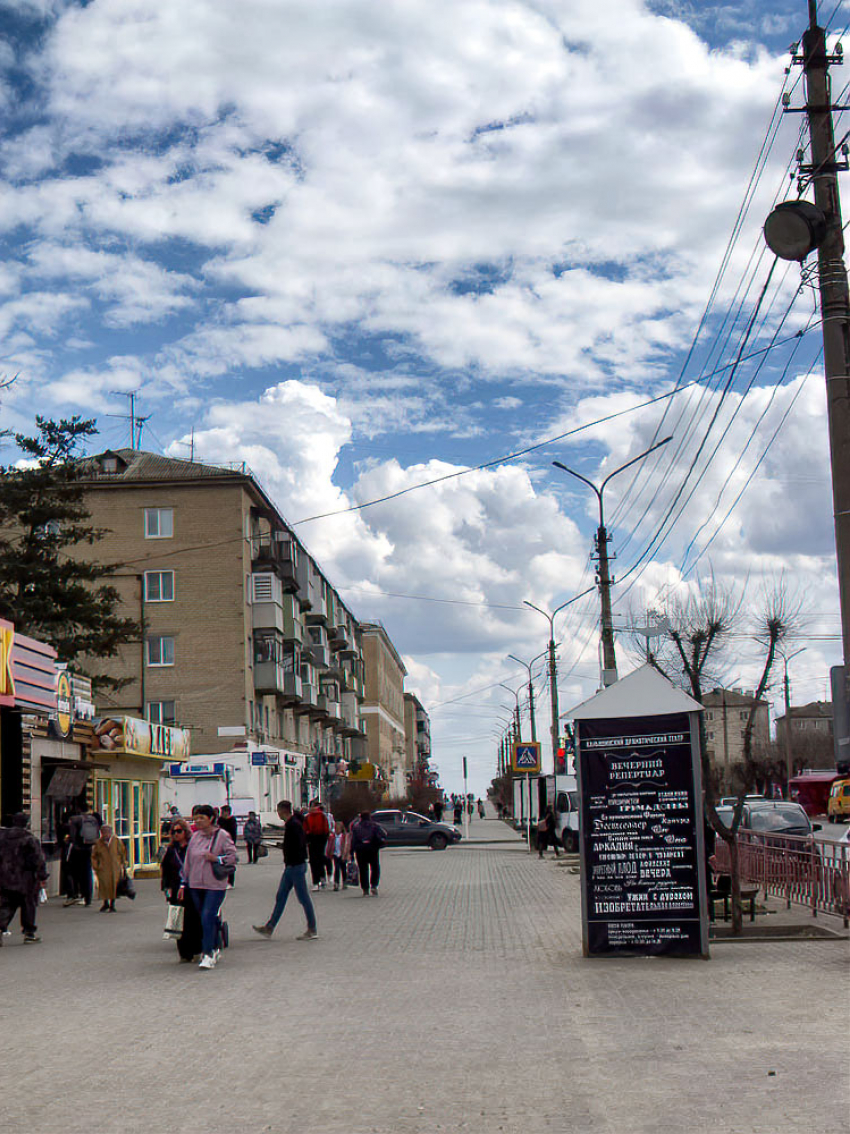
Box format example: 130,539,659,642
526,772,532,852
463,756,470,840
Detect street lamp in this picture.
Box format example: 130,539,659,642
781,647,806,795
498,682,524,745
552,437,672,687
507,649,548,745
524,587,596,770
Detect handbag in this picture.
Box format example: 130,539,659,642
210,832,237,881
163,902,185,939
346,859,359,886
117,871,136,900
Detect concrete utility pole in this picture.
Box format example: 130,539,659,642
782,648,806,791
508,651,546,745
803,3,850,725
553,438,672,688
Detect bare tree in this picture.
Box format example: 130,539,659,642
645,581,797,934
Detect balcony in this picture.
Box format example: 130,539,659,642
294,682,318,714
294,554,312,609
252,534,299,592
303,625,330,669
251,573,284,632
254,660,286,697
281,594,304,645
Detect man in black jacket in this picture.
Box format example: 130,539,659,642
0,813,49,944
252,801,317,940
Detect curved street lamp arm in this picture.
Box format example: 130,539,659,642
599,436,673,494
552,461,602,506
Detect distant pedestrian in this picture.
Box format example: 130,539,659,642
0,813,48,945
477,799,485,819
178,804,237,970
536,806,559,859
91,825,127,912
243,811,264,864
64,808,101,907
349,811,387,897
217,805,238,843
328,820,351,891
160,819,202,962
453,801,462,825
303,800,330,891
252,801,317,940
432,800,444,823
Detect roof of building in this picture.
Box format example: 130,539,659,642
360,622,408,677
779,701,833,720
77,448,246,483
568,664,703,720
702,688,768,708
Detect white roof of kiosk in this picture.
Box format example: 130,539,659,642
568,664,704,720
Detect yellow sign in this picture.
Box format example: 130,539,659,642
56,671,72,737
0,622,15,701
94,716,191,762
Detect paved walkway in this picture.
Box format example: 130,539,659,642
1,817,847,1134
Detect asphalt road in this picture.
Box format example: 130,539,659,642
0,818,847,1134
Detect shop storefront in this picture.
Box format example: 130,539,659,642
91,716,190,874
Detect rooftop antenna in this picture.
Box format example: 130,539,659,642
106,390,150,451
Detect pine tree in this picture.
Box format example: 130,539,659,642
0,416,138,689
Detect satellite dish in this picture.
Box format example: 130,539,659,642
764,200,827,261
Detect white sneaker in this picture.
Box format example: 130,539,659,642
311,884,321,892
198,954,216,969
212,948,222,963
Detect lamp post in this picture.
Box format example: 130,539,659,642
782,647,806,795
524,588,595,771
507,650,547,744
552,437,672,687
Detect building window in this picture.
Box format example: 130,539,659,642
147,636,175,667
147,700,177,725
144,570,175,602
708,732,714,740
144,508,174,539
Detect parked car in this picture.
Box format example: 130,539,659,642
371,810,462,850
740,800,820,837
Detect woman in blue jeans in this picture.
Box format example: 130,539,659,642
178,805,237,970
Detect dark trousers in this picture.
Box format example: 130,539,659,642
0,888,38,935
332,855,346,885
68,846,93,904
188,888,226,956
355,847,380,893
167,890,203,960
307,834,328,885
246,842,260,864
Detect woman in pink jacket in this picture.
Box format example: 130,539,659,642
177,804,237,970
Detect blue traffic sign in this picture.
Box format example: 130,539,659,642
511,742,541,773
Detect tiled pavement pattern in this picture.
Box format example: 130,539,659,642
1,817,847,1134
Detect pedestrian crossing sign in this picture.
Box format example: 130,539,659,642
511,742,541,774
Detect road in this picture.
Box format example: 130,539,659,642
0,817,847,1134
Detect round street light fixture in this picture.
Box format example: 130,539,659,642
764,200,828,261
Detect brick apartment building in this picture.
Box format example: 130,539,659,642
702,687,770,783
359,622,407,797
403,692,434,787
76,449,368,786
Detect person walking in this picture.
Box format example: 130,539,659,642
477,799,486,819
177,804,237,970
91,824,127,912
453,800,462,826
0,813,48,945
64,808,101,907
349,811,387,897
536,805,559,859
327,820,350,891
243,811,264,864
217,805,238,843
432,799,443,823
303,800,330,891
160,819,202,962
252,801,317,941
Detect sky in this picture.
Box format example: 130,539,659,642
0,0,846,793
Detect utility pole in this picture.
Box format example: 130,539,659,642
803,3,850,729
107,390,151,451
782,648,806,792
508,651,545,746
553,438,672,688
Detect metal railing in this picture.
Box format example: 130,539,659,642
713,829,849,927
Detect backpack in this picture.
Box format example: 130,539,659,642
80,815,100,844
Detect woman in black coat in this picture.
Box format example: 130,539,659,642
160,819,203,962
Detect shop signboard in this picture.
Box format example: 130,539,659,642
168,762,226,778
250,750,280,766
0,619,15,707
0,618,57,715
94,716,191,762
571,667,709,959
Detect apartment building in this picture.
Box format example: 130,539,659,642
360,622,407,796
703,688,770,780
403,692,434,786
76,449,367,798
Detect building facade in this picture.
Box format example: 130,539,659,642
76,449,367,807
702,688,770,782
360,622,407,797
403,692,434,788
776,701,834,769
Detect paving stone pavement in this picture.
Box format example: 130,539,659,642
1,817,848,1134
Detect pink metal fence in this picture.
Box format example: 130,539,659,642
713,830,849,928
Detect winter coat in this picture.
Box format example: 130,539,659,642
0,826,48,894
181,827,237,891
160,842,188,901
243,817,263,845
91,835,127,900
303,808,330,838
